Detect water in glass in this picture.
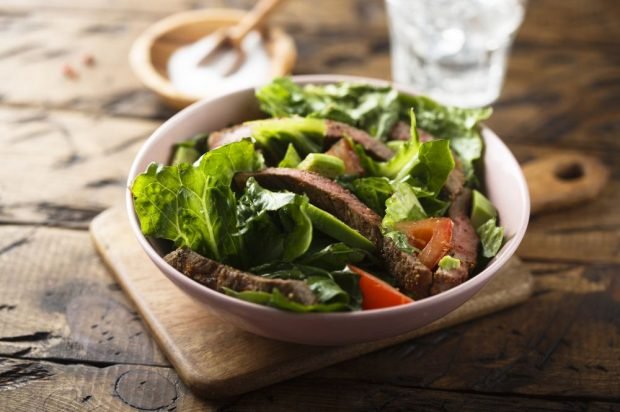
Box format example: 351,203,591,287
386,0,526,107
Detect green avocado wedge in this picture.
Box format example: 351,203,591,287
305,204,375,252
470,189,498,230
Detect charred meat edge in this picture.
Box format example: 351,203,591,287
208,119,393,161
431,188,479,295
235,168,433,299
164,248,318,305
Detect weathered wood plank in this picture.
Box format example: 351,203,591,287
0,225,167,366
308,261,620,400
0,357,210,411
0,107,157,228
1,224,618,399
1,356,618,411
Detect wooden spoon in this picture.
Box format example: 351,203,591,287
197,0,286,75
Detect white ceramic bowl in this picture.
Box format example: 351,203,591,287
127,75,530,346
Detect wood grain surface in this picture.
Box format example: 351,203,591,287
0,0,619,410
90,207,533,398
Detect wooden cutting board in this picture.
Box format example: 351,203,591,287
90,207,533,399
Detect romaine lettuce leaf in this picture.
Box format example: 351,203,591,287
477,218,504,258
395,139,455,196
297,242,368,271
256,78,400,139
246,262,362,311
131,140,263,265
278,143,302,168
398,94,491,181
382,182,427,229
236,177,313,266
223,288,351,313
247,117,325,161
349,177,394,215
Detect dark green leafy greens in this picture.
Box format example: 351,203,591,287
382,182,427,229
256,77,400,139
225,263,362,312
477,218,504,258
278,143,302,168
247,117,325,161
236,177,312,266
133,140,376,312
132,140,263,266
398,94,492,181
348,177,394,215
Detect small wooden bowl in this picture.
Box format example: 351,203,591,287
130,9,296,109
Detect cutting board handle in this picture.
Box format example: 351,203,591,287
523,153,609,215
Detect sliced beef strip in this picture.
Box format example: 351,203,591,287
208,119,393,161
165,248,318,305
208,124,252,149
443,158,466,200
388,121,434,143
431,188,479,295
324,120,393,160
235,168,433,299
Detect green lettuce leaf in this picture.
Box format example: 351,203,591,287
236,177,313,266
131,140,263,265
223,288,350,313
349,177,394,215
256,78,400,139
398,94,491,181
297,242,368,271
477,218,504,258
278,143,302,168
395,139,455,196
382,182,426,229
246,117,326,161
245,262,362,311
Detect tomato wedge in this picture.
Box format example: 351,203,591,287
325,138,364,176
349,265,413,310
394,217,453,269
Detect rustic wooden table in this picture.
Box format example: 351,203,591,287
0,0,618,410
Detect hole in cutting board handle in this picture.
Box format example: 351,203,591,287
555,162,584,181
523,153,609,215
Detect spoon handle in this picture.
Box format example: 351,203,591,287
228,0,286,47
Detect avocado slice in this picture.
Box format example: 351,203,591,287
306,204,375,252
470,189,498,230
298,153,345,179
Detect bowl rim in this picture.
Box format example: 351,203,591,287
126,74,530,321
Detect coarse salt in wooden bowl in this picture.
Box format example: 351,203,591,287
129,8,296,109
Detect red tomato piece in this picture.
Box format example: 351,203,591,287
325,138,364,176
394,217,453,269
349,265,414,310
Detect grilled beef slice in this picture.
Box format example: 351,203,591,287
431,188,479,295
207,124,252,149
235,168,433,299
208,119,393,161
165,248,318,305
388,121,434,143
443,158,466,200
324,120,393,160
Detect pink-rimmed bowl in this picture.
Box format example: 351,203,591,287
126,75,530,346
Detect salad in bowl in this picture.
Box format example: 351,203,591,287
127,75,528,344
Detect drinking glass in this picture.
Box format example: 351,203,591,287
386,0,527,107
